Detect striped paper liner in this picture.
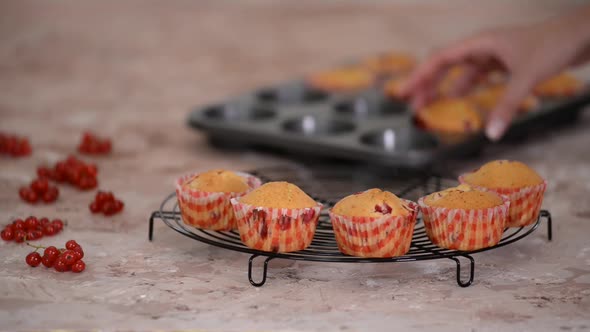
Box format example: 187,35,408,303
329,200,419,258
175,171,262,231
459,176,547,228
418,195,510,251
231,198,322,253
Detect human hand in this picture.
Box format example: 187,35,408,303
400,8,590,141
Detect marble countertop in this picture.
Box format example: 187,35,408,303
1,1,589,331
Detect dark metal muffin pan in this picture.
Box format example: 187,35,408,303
188,79,590,168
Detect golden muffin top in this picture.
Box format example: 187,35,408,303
239,181,317,209
307,67,375,92
462,160,544,189
534,73,583,97
424,184,503,209
383,75,408,99
362,52,416,75
418,98,483,133
469,85,538,113
332,188,411,218
184,169,249,193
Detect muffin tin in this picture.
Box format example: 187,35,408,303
188,78,590,168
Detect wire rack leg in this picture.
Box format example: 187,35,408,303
248,255,274,287
540,210,552,241
149,211,159,242
449,255,475,287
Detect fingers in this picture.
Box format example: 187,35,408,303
400,35,498,108
485,73,534,141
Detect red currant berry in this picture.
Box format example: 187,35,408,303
31,178,49,194
71,260,86,273
73,246,84,260
26,190,38,203
43,225,56,236
41,255,56,268
26,230,37,240
25,216,39,230
1,228,14,241
19,187,29,200
26,252,42,267
13,220,26,231
37,166,51,178
60,250,77,266
86,164,98,177
43,246,60,259
54,258,69,272
113,200,124,212
39,217,50,227
51,219,64,232
14,230,26,243
65,240,79,250
42,187,58,203
89,201,101,213
33,230,43,239
103,201,116,216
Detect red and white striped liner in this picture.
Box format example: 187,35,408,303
459,175,547,228
418,195,510,251
231,198,322,253
329,200,419,258
175,171,261,231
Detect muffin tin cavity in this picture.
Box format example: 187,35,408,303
256,86,329,104
203,104,276,121
334,95,406,118
283,115,355,136
361,128,438,152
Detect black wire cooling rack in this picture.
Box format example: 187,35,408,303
149,164,552,287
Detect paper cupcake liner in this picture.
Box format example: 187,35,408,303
418,196,510,251
231,199,322,253
329,200,419,258
459,176,547,228
175,172,262,231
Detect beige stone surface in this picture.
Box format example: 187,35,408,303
1,1,590,331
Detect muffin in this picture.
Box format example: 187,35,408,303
459,160,547,227
419,184,510,251
533,73,583,98
175,169,261,230
231,182,322,253
329,189,418,257
362,52,416,77
307,67,376,93
469,85,538,114
417,98,483,134
383,75,408,100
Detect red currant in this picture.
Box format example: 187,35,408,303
41,255,56,268
103,201,116,216
43,246,60,260
37,166,51,178
42,187,59,203
1,228,14,241
73,246,84,260
33,230,43,239
26,230,37,241
43,225,56,236
86,164,98,177
25,216,39,230
89,201,101,213
113,200,124,212
51,219,64,232
13,220,26,231
26,190,38,203
26,252,42,267
14,230,26,243
54,258,69,272
71,260,86,273
60,250,77,266
19,187,29,200
39,217,50,227
65,240,79,250
31,178,49,194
